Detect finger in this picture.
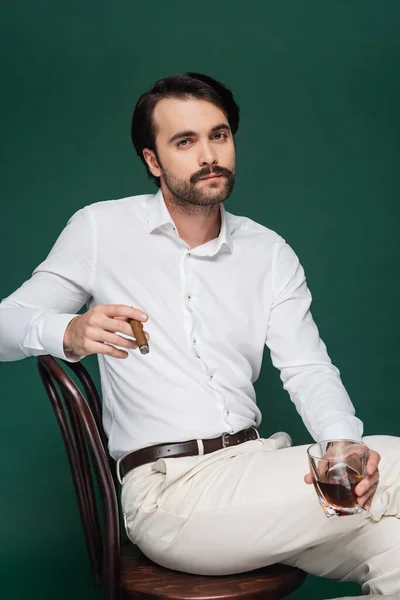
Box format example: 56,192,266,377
101,331,139,350
100,316,143,337
355,471,379,497
357,482,378,508
110,321,150,341
366,450,381,476
304,473,313,484
99,304,148,321
85,324,136,346
317,460,328,478
114,326,150,342
89,341,129,359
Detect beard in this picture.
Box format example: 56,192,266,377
160,164,235,210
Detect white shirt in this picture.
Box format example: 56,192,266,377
0,190,363,458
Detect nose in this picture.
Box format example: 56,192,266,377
198,139,217,167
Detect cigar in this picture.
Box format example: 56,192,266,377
128,319,149,355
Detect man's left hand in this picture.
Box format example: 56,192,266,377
304,449,381,511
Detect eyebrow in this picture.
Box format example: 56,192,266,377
168,123,231,144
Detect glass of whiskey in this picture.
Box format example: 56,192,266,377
307,439,369,517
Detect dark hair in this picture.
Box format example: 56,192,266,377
131,72,240,187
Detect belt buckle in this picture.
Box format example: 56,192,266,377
221,432,232,448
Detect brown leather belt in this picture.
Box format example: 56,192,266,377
117,427,259,482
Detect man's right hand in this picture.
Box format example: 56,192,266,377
63,304,149,359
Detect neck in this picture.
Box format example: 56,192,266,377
161,187,222,249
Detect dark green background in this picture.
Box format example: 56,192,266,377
1,2,399,598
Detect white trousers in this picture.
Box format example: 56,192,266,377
120,435,400,595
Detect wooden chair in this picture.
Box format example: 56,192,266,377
36,355,306,600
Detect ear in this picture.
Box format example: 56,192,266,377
143,149,161,178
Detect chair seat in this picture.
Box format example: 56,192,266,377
120,544,306,600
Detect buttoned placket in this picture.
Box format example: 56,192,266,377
180,250,198,355
180,246,234,432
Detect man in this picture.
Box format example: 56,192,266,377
0,73,399,595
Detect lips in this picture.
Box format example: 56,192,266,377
199,174,223,181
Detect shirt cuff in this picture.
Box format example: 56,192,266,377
318,421,363,443
38,313,83,362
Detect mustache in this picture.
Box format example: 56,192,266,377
190,165,233,184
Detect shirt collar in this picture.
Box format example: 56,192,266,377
147,189,233,255
147,188,176,233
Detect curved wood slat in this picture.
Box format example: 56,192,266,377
60,361,108,571
64,359,119,489
66,360,108,452
37,356,120,599
64,384,102,569
38,360,102,587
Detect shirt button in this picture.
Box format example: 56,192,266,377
187,252,191,256
208,374,214,380
187,294,192,301
193,339,197,345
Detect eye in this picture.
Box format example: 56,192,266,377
177,139,192,148
213,132,228,141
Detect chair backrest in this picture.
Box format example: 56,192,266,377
37,355,120,600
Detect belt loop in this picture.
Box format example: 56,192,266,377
196,439,205,456
116,449,133,485
253,427,260,439
116,455,124,485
